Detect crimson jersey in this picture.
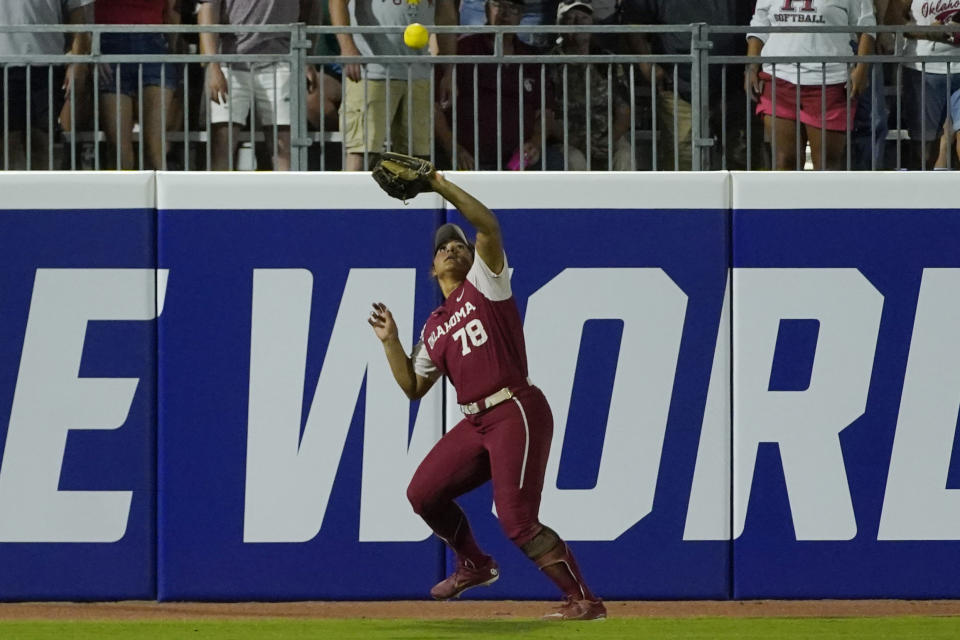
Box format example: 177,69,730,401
412,252,528,405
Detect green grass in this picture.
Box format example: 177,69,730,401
0,617,958,639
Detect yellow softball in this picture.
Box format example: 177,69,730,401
403,23,429,50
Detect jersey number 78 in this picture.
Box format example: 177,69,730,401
452,318,488,355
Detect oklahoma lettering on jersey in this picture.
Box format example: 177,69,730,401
916,0,960,20
411,252,529,405
908,0,960,73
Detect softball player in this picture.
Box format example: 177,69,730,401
367,171,605,621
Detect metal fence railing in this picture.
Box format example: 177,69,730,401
1,23,958,171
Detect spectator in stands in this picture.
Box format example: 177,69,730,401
852,0,891,170
466,0,560,51
306,70,342,134
589,0,623,53
305,0,343,134
518,1,558,50
888,0,960,169
464,0,618,61
435,0,560,170
198,0,317,171
0,0,92,170
97,0,181,170
952,87,960,165
934,87,960,168
331,0,458,171
745,1,876,171
547,0,632,170
517,0,619,51
623,0,752,171
464,0,597,52
461,0,488,26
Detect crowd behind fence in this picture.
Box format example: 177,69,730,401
1,23,959,172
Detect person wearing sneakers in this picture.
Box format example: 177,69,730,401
366,170,605,621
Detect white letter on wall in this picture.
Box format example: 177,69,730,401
0,268,164,542
684,272,731,540
880,269,960,540
734,268,882,541
243,269,436,543
526,268,687,541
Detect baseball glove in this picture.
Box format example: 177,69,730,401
371,152,436,202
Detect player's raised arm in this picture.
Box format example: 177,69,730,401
367,302,437,400
369,153,503,273
428,173,504,275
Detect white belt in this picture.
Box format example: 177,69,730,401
460,379,532,415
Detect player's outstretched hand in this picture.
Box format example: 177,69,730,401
368,302,399,343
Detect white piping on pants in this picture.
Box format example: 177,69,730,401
560,560,585,599
512,397,530,490
437,511,464,549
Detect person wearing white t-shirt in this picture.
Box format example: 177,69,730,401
745,0,877,170
0,0,93,170
887,0,960,169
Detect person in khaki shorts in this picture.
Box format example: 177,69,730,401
331,0,458,171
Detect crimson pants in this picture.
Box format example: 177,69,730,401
407,385,553,547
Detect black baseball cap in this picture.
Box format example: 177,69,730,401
434,223,471,253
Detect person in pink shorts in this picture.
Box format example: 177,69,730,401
367,170,605,621
745,0,877,170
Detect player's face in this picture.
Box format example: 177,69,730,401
432,240,474,280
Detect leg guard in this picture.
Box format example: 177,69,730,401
520,526,561,563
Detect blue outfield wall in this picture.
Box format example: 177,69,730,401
731,172,960,599
154,172,731,601
0,173,158,600
0,171,958,601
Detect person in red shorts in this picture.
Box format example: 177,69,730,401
366,172,605,621
96,0,181,169
745,0,877,170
